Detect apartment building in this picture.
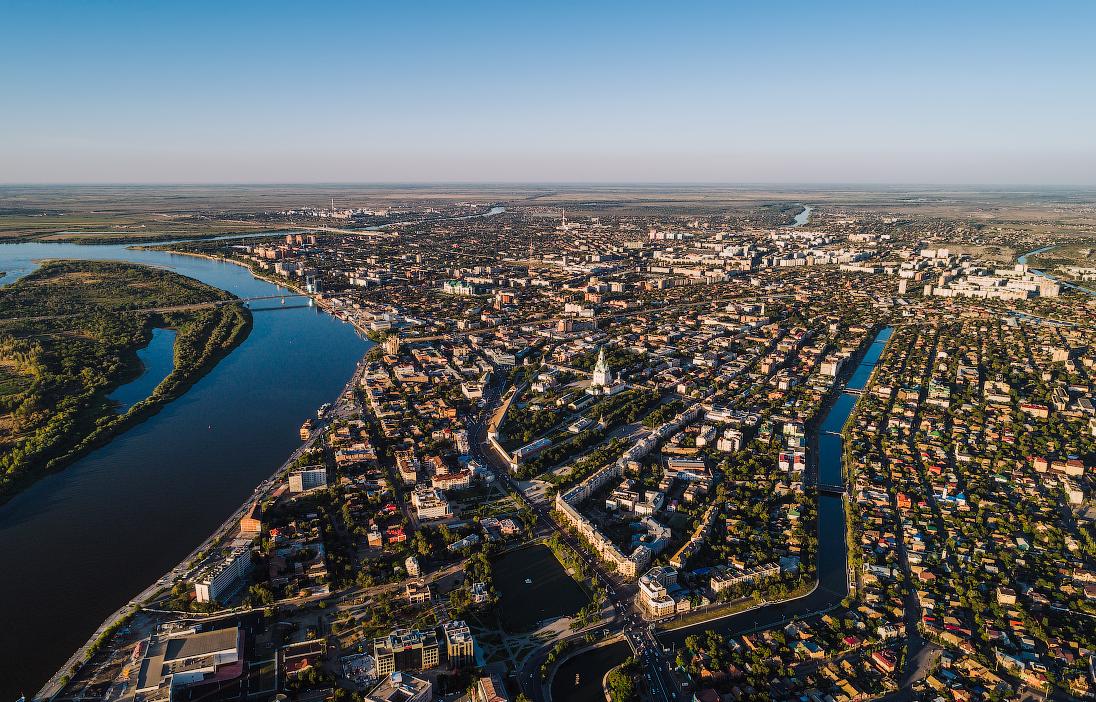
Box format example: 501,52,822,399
194,546,252,604
288,466,328,493
443,620,476,668
411,485,452,520
710,562,781,594
373,629,440,676
637,566,690,618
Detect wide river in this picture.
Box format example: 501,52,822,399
551,326,893,702
0,242,370,700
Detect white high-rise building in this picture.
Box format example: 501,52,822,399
194,546,252,603
289,466,328,493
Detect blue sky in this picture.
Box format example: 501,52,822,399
2,0,1094,184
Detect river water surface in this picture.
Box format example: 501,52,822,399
790,205,813,227
0,242,370,700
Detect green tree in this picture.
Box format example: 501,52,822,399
606,659,639,702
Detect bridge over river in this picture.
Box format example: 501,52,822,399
0,292,311,324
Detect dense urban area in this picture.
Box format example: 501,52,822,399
4,187,1096,702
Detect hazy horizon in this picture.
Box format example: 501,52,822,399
4,182,1096,191
3,0,1095,185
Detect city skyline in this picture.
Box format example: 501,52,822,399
3,0,1095,184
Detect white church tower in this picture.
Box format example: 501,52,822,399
592,347,612,387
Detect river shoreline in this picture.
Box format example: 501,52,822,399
1017,242,1096,298
157,248,310,298
31,252,365,699
162,247,383,339
35,359,365,700
0,239,370,702
0,266,253,508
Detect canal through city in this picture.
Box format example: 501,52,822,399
550,325,893,702
0,241,371,700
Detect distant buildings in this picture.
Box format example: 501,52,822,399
239,502,263,535
405,579,431,604
411,484,451,520
913,261,1061,300
555,404,701,578
395,449,420,484
637,566,691,618
448,533,481,552
461,380,485,399
709,562,781,594
471,581,489,604
592,347,612,387
511,437,553,469
442,279,481,296
587,346,627,396
669,502,720,570
430,467,472,491
820,353,850,377
472,673,510,702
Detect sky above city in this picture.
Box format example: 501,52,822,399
2,0,1095,185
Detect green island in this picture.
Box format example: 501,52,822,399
0,260,251,499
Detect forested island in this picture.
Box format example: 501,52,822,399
0,260,251,500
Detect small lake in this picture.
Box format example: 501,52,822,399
493,543,590,632
108,327,177,412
